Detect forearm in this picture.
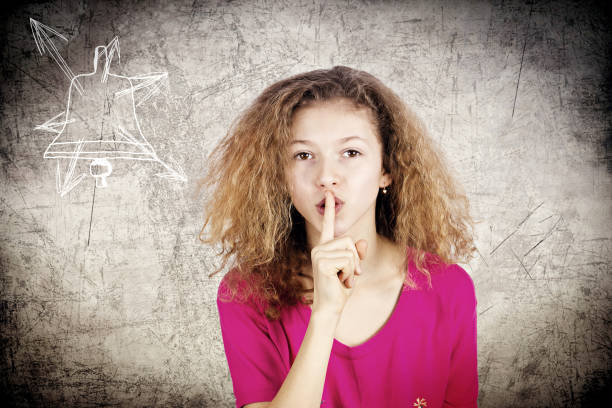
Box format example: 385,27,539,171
269,311,338,408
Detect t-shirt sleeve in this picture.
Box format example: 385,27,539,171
217,277,287,408
443,264,479,408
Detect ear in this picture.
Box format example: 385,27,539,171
379,169,392,188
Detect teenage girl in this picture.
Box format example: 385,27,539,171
200,66,478,408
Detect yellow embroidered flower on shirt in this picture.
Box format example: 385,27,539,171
413,397,427,408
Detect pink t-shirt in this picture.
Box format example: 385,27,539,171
217,248,478,408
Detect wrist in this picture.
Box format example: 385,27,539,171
310,308,341,330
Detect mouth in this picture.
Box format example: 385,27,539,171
316,196,344,214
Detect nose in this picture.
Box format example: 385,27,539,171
315,155,340,189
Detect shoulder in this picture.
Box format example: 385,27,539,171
216,267,275,337
433,262,475,296
217,267,244,299
428,259,478,316
217,266,267,312
408,253,479,330
407,249,476,305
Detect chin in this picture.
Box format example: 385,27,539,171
331,224,349,238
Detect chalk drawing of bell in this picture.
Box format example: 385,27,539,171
36,34,185,197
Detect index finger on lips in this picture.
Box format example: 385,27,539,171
319,190,335,244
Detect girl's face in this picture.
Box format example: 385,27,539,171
284,98,391,248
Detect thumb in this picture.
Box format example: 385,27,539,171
355,239,368,261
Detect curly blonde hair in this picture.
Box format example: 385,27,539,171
199,66,477,321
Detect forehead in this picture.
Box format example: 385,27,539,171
290,98,380,143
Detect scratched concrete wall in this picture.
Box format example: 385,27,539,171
0,0,610,406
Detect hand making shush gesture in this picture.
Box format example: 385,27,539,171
307,190,368,317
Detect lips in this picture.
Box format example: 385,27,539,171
316,195,344,216
316,195,345,208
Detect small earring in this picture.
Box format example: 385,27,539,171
382,187,388,194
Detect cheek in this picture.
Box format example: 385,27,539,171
285,171,306,202
284,168,297,191
287,168,308,187
353,164,382,188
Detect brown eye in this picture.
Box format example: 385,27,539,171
344,149,361,158
294,152,311,160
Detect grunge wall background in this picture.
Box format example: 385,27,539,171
1,0,610,406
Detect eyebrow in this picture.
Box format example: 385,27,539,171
289,135,367,145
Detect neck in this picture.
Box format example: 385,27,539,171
359,234,399,283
